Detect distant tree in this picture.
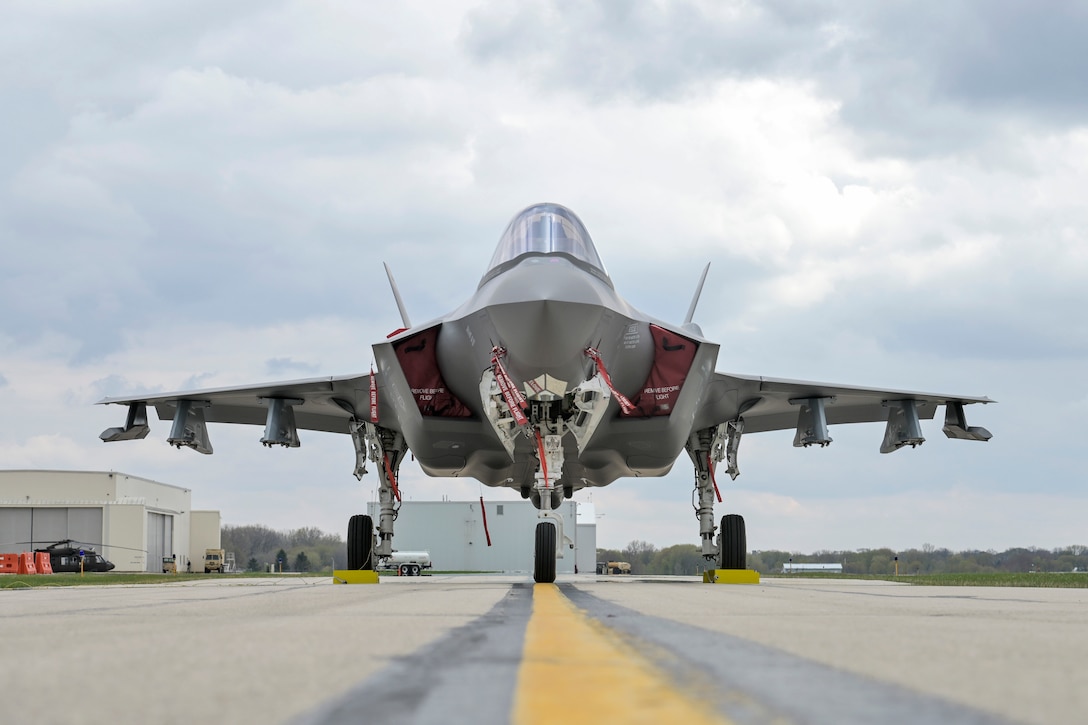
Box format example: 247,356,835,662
246,557,260,572
648,544,703,575
621,540,657,574
222,524,346,573
294,551,312,572
596,548,624,563
869,553,895,575
275,548,289,571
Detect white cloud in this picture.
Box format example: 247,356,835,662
1,2,1085,553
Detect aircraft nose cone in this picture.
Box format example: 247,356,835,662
481,256,615,380
490,299,603,376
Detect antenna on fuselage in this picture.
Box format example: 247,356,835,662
683,262,711,326
384,262,412,329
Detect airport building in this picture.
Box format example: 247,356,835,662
367,499,597,574
0,470,221,573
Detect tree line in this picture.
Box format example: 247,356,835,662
597,541,1088,576
221,524,346,572
221,524,1088,576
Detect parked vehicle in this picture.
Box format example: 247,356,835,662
376,550,432,576
596,560,632,575
204,548,225,573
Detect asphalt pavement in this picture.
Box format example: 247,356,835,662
1,575,1083,724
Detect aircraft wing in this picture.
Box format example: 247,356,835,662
98,374,375,452
697,372,993,451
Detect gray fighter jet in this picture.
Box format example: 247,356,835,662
100,203,993,582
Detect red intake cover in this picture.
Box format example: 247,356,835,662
623,325,698,417
392,327,472,418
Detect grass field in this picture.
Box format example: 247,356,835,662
0,571,318,589
5,570,1087,589
766,572,1088,587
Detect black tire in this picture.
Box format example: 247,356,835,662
410,564,420,577
720,514,747,570
347,514,374,570
534,522,557,583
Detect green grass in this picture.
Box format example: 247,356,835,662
766,572,1088,587
8,570,1086,589
0,571,324,589
0,570,502,588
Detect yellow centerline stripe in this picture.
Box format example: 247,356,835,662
513,583,731,725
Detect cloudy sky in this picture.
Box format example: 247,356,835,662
2,1,1085,553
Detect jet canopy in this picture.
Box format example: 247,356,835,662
482,203,610,286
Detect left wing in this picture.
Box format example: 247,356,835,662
99,374,375,453
696,372,993,452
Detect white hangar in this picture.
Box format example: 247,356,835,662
367,499,597,574
0,470,220,573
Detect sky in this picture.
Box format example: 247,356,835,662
2,1,1086,554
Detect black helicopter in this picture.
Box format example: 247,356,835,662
31,540,117,572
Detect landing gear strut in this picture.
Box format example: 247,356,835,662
347,422,408,571
687,424,749,571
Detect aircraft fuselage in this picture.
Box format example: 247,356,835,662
372,252,720,495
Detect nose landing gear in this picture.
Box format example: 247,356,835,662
534,521,556,583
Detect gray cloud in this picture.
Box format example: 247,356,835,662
462,1,1088,156
264,357,320,377
1,2,1084,550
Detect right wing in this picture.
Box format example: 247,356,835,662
696,371,993,452
98,373,375,453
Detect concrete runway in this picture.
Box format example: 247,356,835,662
1,575,1084,724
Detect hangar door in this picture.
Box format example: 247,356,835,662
146,513,173,572
0,508,102,550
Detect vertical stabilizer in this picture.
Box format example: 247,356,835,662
684,263,711,325
384,262,412,329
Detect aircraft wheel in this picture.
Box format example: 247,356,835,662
720,514,747,570
348,514,374,570
534,522,557,583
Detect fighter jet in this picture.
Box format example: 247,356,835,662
100,203,992,582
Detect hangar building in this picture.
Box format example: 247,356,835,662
367,499,597,574
0,470,220,573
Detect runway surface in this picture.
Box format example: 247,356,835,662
1,575,1084,724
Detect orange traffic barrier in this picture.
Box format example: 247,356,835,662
34,552,54,575
16,552,37,575
0,553,18,573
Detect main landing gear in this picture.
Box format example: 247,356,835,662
346,421,408,571
688,423,749,571
720,513,746,570
347,514,374,570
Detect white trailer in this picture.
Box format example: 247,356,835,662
377,550,432,576
782,562,843,574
